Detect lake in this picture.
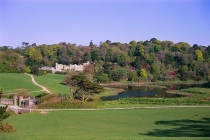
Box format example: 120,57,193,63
101,84,200,101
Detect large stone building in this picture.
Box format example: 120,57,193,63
40,61,90,73
55,61,90,72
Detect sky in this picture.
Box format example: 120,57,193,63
0,0,210,48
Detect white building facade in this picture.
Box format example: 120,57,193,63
55,61,90,72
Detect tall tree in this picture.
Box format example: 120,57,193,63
64,75,104,102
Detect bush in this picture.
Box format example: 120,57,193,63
0,106,10,121
0,94,8,98
55,71,68,75
8,94,15,99
0,122,16,133
36,94,57,105
37,97,101,109
35,93,49,99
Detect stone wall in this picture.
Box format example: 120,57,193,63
0,99,13,105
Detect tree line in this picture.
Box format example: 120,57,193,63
0,38,210,82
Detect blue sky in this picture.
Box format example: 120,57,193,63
0,0,210,47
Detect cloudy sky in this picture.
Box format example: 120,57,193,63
0,0,209,47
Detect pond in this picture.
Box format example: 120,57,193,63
101,84,200,101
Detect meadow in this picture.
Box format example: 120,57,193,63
34,74,69,94
2,107,210,140
0,73,43,96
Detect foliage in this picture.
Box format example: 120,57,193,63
96,73,109,83
0,106,10,121
24,66,31,73
37,98,101,109
0,122,16,133
35,93,49,99
0,106,16,133
1,38,210,83
36,94,57,105
195,49,204,61
63,75,104,102
140,68,147,78
111,68,127,81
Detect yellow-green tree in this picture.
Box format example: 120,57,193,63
140,68,147,78
195,50,204,61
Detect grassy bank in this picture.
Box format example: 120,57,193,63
94,87,124,98
2,108,210,140
0,73,42,96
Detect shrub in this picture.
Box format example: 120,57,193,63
0,94,8,98
0,106,10,121
0,122,16,133
8,94,15,99
35,93,49,99
37,96,101,109
55,71,68,75
36,94,57,105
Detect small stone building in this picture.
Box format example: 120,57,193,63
13,96,36,108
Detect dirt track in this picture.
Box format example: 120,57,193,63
24,73,51,94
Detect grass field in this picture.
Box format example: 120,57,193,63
2,108,210,140
34,74,69,94
0,73,43,96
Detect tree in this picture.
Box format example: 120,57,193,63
195,50,204,61
84,64,94,75
31,50,43,62
111,68,127,81
97,73,109,83
128,70,137,81
90,49,99,61
64,75,104,102
117,53,126,66
24,66,31,73
135,44,144,57
132,56,143,69
128,40,137,57
103,62,114,74
0,105,16,133
0,105,10,121
105,49,113,62
89,40,93,47
25,47,35,59
139,68,147,78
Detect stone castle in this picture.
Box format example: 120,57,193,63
40,61,90,73
55,61,90,72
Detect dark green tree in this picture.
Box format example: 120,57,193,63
111,68,127,81
0,105,10,121
64,75,104,102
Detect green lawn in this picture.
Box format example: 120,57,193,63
0,73,42,96
2,108,210,140
34,74,69,94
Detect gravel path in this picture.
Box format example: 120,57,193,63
24,73,51,94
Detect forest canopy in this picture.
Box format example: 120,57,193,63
0,39,210,82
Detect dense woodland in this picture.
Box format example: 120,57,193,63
0,38,210,82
